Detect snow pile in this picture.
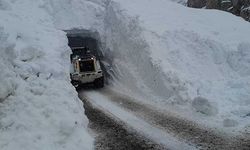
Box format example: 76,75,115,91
0,28,15,103
0,0,93,150
42,0,103,30
99,0,250,134
1,1,249,149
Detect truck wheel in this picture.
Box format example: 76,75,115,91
71,80,83,90
71,80,80,87
94,76,104,88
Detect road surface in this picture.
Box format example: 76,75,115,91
79,88,250,150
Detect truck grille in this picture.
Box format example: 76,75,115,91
79,60,95,72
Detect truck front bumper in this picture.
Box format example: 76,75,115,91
71,72,103,84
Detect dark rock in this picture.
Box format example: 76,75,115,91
241,7,250,20
206,0,221,9
187,0,250,22
221,0,233,11
187,0,207,8
240,0,250,20
231,0,246,15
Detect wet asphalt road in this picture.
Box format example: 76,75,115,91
79,88,250,150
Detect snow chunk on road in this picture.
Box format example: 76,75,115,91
192,97,218,116
227,43,250,76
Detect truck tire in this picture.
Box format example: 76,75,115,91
94,76,104,88
71,80,80,87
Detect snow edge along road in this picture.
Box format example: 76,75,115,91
79,90,197,150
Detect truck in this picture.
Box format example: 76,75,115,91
70,47,104,88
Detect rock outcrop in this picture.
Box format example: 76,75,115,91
240,0,250,21
187,0,207,8
187,0,250,21
206,0,220,9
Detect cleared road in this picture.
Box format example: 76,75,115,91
80,91,166,150
79,88,250,150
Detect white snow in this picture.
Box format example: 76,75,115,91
99,0,250,134
0,0,94,150
1,0,250,149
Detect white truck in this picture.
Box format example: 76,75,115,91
70,47,104,88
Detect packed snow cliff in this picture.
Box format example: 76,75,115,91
0,0,94,150
1,0,250,149
103,0,250,134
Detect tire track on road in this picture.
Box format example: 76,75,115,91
98,88,250,150
80,92,166,150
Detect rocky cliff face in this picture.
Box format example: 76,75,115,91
187,0,250,21
206,0,220,9
187,0,206,8
240,0,250,21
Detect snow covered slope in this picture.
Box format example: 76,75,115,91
1,0,250,149
100,0,250,134
0,0,93,149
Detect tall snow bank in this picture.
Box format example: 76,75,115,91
104,0,250,134
0,28,16,102
0,0,93,149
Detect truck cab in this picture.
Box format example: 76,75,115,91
70,47,104,88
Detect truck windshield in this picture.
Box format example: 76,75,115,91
79,60,95,72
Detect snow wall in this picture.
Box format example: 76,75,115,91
70,0,250,134
101,0,250,134
1,0,250,150
0,0,94,150
26,0,250,135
